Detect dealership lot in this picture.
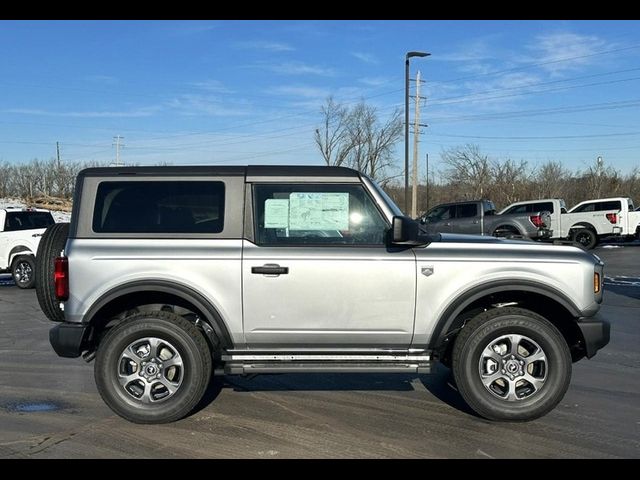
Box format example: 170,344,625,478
0,244,638,458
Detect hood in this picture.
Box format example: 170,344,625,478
437,233,519,244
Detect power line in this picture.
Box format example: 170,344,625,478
427,67,640,105
428,98,640,124
428,131,640,141
430,43,640,85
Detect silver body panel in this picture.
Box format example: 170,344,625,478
63,166,600,352
412,238,597,345
64,239,245,346
242,241,416,347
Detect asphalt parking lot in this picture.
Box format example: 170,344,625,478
0,244,638,458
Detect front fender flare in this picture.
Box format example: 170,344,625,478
428,279,582,351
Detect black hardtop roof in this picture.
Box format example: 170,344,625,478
78,165,361,178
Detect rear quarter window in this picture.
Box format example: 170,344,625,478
92,181,225,234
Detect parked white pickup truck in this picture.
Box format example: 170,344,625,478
500,197,640,249
0,207,55,288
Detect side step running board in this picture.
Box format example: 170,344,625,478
221,351,432,375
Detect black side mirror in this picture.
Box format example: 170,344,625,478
391,215,428,246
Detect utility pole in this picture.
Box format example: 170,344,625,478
112,136,125,166
411,70,422,218
425,152,429,212
56,141,61,169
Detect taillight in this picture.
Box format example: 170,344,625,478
530,215,545,228
54,257,69,301
606,213,617,224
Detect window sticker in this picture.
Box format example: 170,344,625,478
289,192,349,230
264,199,290,228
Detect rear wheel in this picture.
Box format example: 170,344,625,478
94,311,212,424
452,307,571,421
11,255,35,289
571,228,597,249
35,223,69,322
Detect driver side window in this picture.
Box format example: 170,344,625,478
253,183,389,246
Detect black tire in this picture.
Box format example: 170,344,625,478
35,223,69,322
11,255,36,289
95,311,212,424
452,307,571,422
571,228,597,250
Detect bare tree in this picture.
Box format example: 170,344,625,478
314,97,351,167
536,161,570,199
489,158,533,206
441,144,492,199
314,97,403,181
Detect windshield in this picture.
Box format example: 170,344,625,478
367,178,403,217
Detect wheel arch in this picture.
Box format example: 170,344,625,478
492,224,521,235
569,222,597,233
8,245,34,266
83,280,234,350
429,280,586,362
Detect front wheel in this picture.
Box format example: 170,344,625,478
452,307,571,421
95,311,212,424
12,255,36,289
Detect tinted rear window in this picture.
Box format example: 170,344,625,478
93,181,225,234
573,200,621,213
4,211,55,231
456,203,478,218
531,202,554,213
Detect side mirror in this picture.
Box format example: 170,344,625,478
391,215,428,246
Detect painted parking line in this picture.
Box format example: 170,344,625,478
604,276,640,287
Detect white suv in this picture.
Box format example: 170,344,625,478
0,207,55,288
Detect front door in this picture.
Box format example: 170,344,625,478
242,183,416,348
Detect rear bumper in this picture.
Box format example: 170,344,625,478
536,228,553,239
577,317,610,359
49,322,89,358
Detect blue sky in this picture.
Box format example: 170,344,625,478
1,20,639,178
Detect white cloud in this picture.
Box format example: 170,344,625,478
3,107,160,118
190,79,233,93
267,85,331,99
264,62,336,77
234,40,295,52
527,32,610,76
358,76,392,87
351,52,379,65
166,94,249,117
83,75,118,84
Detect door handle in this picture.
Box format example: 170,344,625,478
472,220,479,224
251,264,289,275
444,222,451,226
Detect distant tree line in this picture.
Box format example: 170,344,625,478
0,159,103,200
383,144,640,214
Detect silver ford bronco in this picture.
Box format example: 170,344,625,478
37,166,609,424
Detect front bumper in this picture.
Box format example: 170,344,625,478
49,322,90,358
577,317,610,359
